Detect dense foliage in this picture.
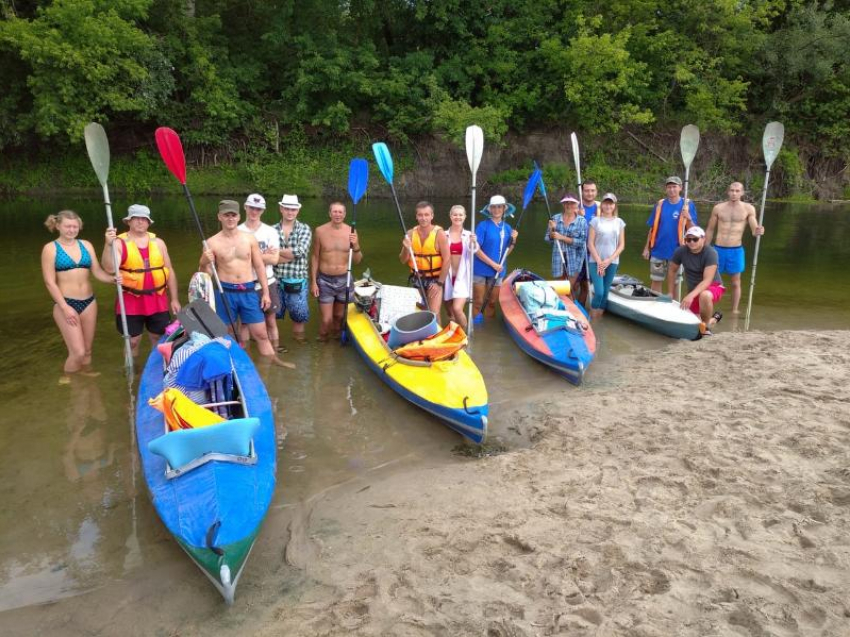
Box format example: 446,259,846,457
1,1,848,163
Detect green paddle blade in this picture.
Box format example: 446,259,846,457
84,122,110,186
680,124,700,169
763,121,784,170
465,125,484,175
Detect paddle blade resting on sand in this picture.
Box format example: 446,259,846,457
372,142,394,185
84,123,110,187
348,158,369,205
155,127,187,185
465,125,484,175
762,121,784,170
680,125,700,170
522,168,542,210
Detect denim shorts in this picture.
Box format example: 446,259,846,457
277,282,310,323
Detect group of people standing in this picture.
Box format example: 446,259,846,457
41,176,765,379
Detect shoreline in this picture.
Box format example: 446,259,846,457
2,329,848,636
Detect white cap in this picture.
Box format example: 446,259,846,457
488,195,509,208
601,192,618,203
685,226,706,238
124,204,153,224
244,193,266,209
278,194,302,209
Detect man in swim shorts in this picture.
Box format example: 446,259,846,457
201,200,288,364
668,226,724,335
704,181,764,314
311,201,363,341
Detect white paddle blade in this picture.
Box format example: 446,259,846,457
570,132,582,182
680,124,700,168
84,122,110,186
763,121,784,170
465,125,484,174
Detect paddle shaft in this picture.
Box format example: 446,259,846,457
389,182,429,307
182,184,240,343
340,206,358,344
677,165,692,300
100,183,134,371
571,136,591,304
467,178,477,335
744,168,771,330
542,191,568,273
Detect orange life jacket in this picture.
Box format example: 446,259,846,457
394,321,467,362
648,199,689,249
119,232,169,295
408,226,443,277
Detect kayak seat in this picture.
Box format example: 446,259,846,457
148,417,260,475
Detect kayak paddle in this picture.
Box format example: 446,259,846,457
465,125,484,335
371,142,428,308
570,132,591,303
745,121,784,330
154,127,240,343
341,157,368,345
84,122,134,375
535,160,568,279
678,125,700,300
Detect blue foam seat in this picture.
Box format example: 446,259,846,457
148,417,260,469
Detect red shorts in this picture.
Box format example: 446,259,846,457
689,282,725,315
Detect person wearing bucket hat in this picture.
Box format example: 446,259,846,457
471,195,519,318
668,226,724,334
587,193,626,319
544,193,587,296
103,203,181,355
238,193,283,349
200,200,292,366
273,193,312,343
642,175,698,297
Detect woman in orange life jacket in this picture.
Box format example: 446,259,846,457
399,201,451,318
103,204,181,355
41,210,117,383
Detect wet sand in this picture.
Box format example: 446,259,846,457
2,330,849,636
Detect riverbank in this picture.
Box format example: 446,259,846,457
3,329,848,636
0,129,836,202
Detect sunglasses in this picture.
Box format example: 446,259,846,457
684,236,701,243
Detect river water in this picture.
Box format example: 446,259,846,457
0,194,847,626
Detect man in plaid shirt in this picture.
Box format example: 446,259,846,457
274,194,313,344
544,193,587,297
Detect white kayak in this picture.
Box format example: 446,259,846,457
604,274,703,340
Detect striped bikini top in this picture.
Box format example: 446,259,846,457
54,240,92,272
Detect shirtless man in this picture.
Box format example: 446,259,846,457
310,201,362,341
705,182,764,313
200,200,287,364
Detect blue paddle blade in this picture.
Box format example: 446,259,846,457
348,158,369,204
534,160,548,198
523,168,542,210
372,142,394,185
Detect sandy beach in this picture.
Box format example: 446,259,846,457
4,329,849,636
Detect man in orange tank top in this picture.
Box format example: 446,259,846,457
103,204,180,355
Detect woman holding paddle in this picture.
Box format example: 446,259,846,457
41,210,117,383
442,205,477,329
587,193,626,319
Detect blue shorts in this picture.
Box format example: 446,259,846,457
715,245,745,275
277,282,310,323
214,281,265,325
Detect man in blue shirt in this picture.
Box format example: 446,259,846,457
473,195,518,318
642,176,697,297
575,180,600,305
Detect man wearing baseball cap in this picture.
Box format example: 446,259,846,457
103,204,181,355
642,176,698,297
668,225,724,335
237,194,284,349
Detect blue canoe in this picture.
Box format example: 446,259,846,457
500,269,597,385
136,332,276,604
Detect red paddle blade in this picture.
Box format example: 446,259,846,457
155,127,187,185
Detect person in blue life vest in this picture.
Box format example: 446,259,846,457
472,195,518,318
642,176,697,298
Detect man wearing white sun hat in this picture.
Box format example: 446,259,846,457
273,194,312,344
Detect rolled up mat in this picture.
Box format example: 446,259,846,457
388,311,439,349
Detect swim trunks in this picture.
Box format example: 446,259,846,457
118,311,171,337
318,272,353,304
689,282,725,315
715,245,745,275
214,281,265,325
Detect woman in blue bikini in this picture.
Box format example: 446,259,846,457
41,210,116,382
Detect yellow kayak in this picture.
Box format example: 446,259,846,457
345,286,488,444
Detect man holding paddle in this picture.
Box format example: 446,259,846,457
201,200,287,364
312,201,363,341
704,182,764,314
575,180,600,305
400,201,450,316
103,204,181,355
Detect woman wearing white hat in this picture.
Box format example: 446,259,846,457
472,195,518,318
